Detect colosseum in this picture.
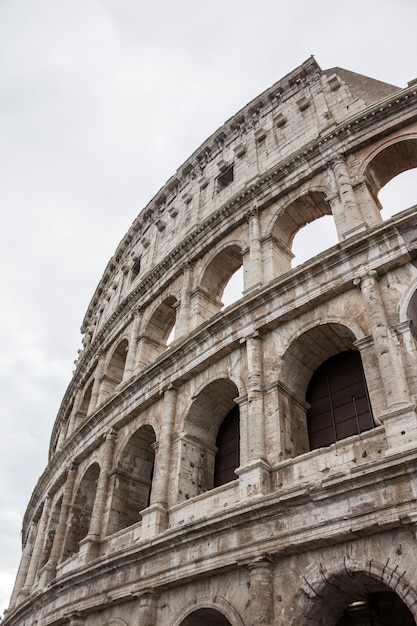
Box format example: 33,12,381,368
4,57,417,625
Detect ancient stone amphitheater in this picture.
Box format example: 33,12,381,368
5,57,417,625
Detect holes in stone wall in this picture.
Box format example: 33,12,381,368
216,165,234,191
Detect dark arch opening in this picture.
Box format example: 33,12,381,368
107,425,156,535
62,463,100,560
178,379,239,500
78,379,93,419
100,339,129,401
335,590,415,625
214,405,240,487
307,350,374,451
301,570,416,626
180,608,232,626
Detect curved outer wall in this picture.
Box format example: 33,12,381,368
5,57,417,625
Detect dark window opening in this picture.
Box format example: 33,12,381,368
214,405,239,487
131,257,141,280
307,350,374,450
216,165,234,191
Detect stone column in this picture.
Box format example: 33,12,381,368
42,463,78,584
142,386,177,537
332,155,367,238
92,350,107,408
67,385,83,435
9,522,37,607
246,207,264,290
124,307,142,380
19,496,50,596
354,270,417,449
176,262,192,337
237,333,271,497
137,589,159,626
80,429,117,561
248,555,274,626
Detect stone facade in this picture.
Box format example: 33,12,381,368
4,57,417,625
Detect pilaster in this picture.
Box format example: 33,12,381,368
124,306,142,379
354,269,417,450
248,555,274,626
238,332,271,497
246,206,264,290
332,155,367,239
80,429,117,561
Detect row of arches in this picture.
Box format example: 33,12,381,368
57,570,417,625
86,137,417,359
51,341,380,565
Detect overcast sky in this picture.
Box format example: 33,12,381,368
1,0,417,615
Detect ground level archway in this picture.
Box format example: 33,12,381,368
300,570,416,626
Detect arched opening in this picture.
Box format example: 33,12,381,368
78,379,93,420
302,571,415,626
378,167,417,220
179,608,232,626
292,214,339,267
194,246,243,324
107,425,156,535
62,463,100,560
365,138,417,219
271,191,334,276
100,339,128,401
278,324,364,459
141,296,177,365
178,379,239,500
39,496,62,569
222,266,244,309
407,288,417,327
307,350,374,450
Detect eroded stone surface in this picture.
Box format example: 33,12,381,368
4,57,417,625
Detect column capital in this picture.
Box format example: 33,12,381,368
131,305,143,319
239,329,261,344
180,259,193,272
353,268,378,288
328,152,345,168
247,553,274,572
245,203,260,221
104,427,118,442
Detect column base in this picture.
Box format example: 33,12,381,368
236,459,271,499
341,221,368,240
79,534,100,562
379,403,417,452
139,503,168,540
37,562,57,587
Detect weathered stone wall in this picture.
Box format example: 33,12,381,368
4,58,417,625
